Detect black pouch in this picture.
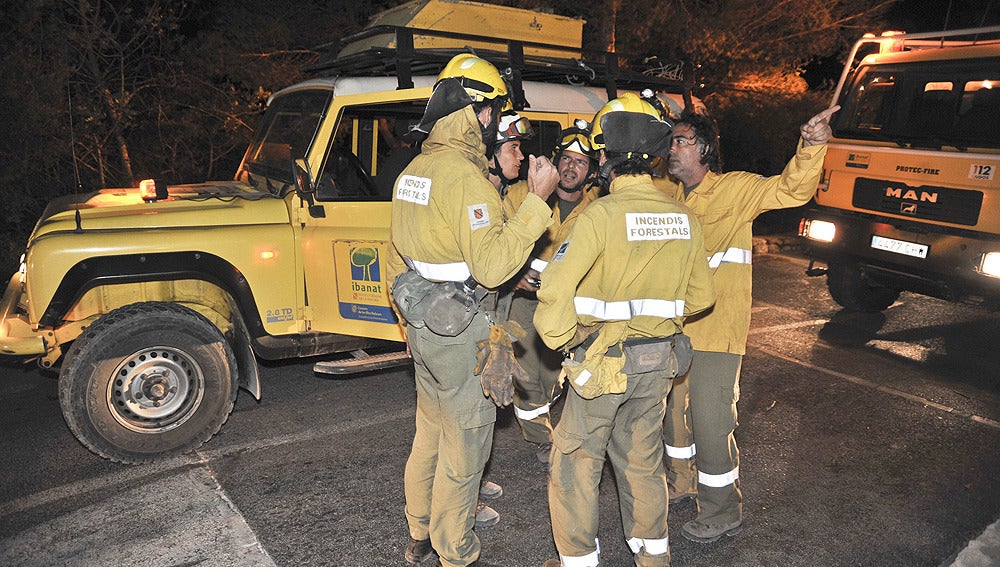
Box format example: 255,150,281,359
621,333,693,377
391,270,437,328
423,279,488,336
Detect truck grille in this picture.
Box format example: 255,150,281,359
852,177,983,226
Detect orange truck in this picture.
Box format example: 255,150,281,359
799,26,1000,311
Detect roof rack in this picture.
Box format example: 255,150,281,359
304,25,694,110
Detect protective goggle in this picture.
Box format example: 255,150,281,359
497,115,533,142
556,118,593,156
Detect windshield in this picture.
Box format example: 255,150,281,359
834,57,1000,149
236,89,333,193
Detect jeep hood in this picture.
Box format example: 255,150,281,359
31,181,292,240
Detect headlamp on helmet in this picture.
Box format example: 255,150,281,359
555,118,594,159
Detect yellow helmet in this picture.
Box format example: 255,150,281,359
590,91,665,151
554,118,594,158
437,54,509,105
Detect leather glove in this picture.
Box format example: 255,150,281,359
474,321,531,407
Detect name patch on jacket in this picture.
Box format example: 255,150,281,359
625,213,691,241
396,175,431,205
468,203,491,230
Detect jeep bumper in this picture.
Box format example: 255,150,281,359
0,273,46,356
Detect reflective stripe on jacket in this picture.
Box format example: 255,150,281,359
535,174,715,353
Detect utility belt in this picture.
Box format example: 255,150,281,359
577,332,693,376
391,269,492,336
564,329,693,400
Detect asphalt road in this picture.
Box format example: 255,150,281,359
1,251,998,567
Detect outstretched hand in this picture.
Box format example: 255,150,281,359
800,105,841,147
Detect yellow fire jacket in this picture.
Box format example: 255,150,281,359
534,174,715,353
388,105,553,289
503,182,601,272
654,141,827,354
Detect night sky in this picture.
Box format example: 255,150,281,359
887,0,999,31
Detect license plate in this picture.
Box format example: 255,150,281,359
870,235,929,259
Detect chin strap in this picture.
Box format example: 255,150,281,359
596,155,626,194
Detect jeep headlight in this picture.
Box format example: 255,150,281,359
18,253,26,277
980,252,1000,279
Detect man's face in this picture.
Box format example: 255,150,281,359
557,150,591,191
667,124,707,181
496,140,524,180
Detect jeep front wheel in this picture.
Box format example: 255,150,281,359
827,261,901,313
59,302,237,464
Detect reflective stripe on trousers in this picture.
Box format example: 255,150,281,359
707,247,752,269
626,536,669,556
559,539,600,567
574,297,685,320
514,401,551,421
404,257,471,282
664,442,696,460
699,466,739,488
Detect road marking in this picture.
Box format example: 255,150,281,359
753,344,1000,430
0,466,275,566
750,319,829,334
0,411,409,518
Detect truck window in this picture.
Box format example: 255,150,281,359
837,57,1000,149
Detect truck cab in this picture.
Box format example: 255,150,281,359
799,26,1000,311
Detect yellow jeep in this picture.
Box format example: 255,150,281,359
0,0,694,463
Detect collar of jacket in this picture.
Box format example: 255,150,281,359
609,173,655,194
423,105,489,174
680,170,723,203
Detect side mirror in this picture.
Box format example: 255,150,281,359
293,158,314,195
293,158,326,218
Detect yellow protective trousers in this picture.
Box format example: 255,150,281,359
405,312,497,567
663,350,743,525
549,363,673,567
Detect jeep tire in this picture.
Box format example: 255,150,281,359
827,261,901,313
59,302,237,464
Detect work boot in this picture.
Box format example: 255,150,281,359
534,442,552,464
479,480,503,500
542,560,562,567
681,518,742,543
668,484,696,504
405,537,434,564
475,500,500,528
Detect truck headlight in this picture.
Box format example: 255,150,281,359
801,219,836,243
980,252,1000,279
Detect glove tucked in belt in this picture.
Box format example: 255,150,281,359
474,321,532,407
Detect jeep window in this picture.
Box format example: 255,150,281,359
316,104,424,202
237,89,333,193
835,57,1000,149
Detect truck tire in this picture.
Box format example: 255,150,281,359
826,261,901,312
59,302,237,464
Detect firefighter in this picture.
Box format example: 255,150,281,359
536,92,715,567
658,105,839,543
388,53,559,567
503,120,600,464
